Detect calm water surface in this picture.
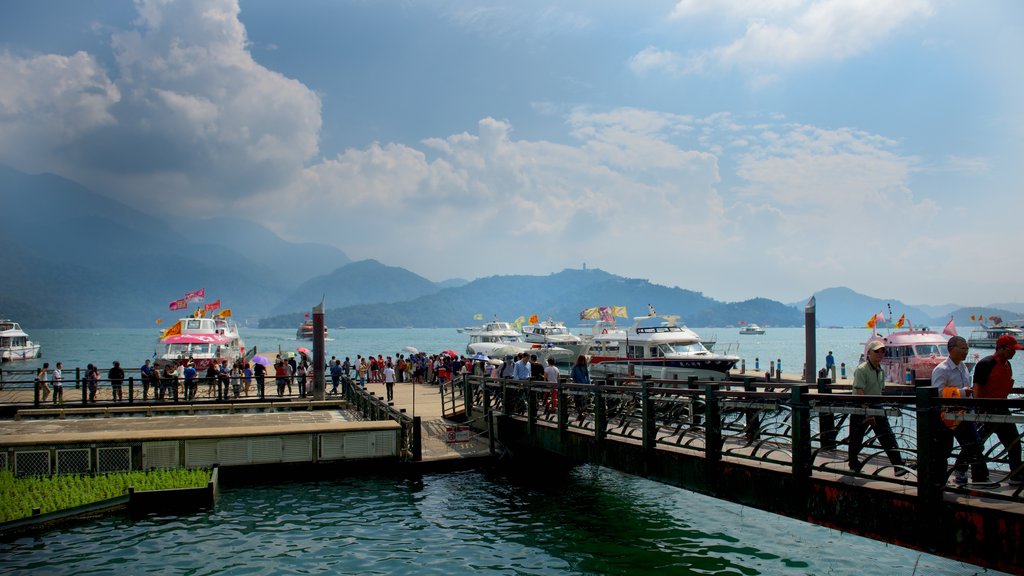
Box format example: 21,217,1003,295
0,466,998,575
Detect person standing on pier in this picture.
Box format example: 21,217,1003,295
571,355,591,412
973,334,1024,485
35,363,50,403
931,336,989,484
109,361,125,402
140,359,152,400
183,362,197,400
825,351,836,382
52,362,63,404
383,362,396,402
848,341,908,475
85,363,99,403
330,359,342,395
513,353,531,381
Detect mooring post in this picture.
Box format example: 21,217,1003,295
556,380,568,436
594,384,606,443
816,377,837,450
128,376,134,405
527,383,537,436
805,296,817,384
704,383,722,461
915,386,943,505
641,381,655,453
412,415,422,461
790,384,812,479
312,301,325,401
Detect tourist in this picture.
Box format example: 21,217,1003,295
357,358,368,388
109,361,125,402
973,334,1024,485
825,351,836,382
330,359,343,395
571,355,591,412
164,362,179,401
544,357,560,412
383,362,396,402
52,362,64,404
85,363,99,403
343,356,352,379
231,361,243,399
35,363,50,403
204,363,217,398
253,360,266,398
183,361,198,400
529,354,544,381
297,361,308,398
931,336,988,484
243,362,253,396
848,341,907,475
285,357,295,396
500,355,515,379
275,360,287,396
513,353,531,381
141,359,153,400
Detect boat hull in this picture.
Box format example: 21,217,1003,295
0,343,41,362
589,357,737,381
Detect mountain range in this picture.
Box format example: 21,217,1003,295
2,165,1021,329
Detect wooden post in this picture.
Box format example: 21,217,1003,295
412,415,422,461
312,302,325,401
641,381,654,453
817,377,837,450
557,380,568,436
790,384,811,479
594,384,606,443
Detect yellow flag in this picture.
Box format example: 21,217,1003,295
160,320,182,339
612,306,628,318
513,316,525,330
217,309,232,318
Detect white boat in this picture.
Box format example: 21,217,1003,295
739,323,765,335
521,318,587,357
588,314,739,382
968,323,1024,349
296,320,328,340
0,319,41,362
464,319,572,362
158,316,246,370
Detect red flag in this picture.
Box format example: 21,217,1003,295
942,318,957,337
184,288,206,303
205,300,221,312
169,298,187,311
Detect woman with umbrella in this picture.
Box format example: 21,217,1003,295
252,355,270,398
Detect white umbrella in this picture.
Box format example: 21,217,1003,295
402,346,419,354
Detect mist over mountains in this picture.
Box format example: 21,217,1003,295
2,165,1020,329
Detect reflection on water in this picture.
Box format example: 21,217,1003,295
0,465,999,575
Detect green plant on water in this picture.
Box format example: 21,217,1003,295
0,468,210,524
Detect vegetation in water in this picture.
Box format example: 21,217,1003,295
0,468,210,523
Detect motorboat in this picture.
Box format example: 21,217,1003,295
0,319,41,362
864,328,949,384
296,320,328,340
968,323,1024,349
588,314,739,382
739,323,765,335
521,318,587,357
158,315,246,370
464,319,572,362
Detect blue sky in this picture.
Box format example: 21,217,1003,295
1,0,1021,306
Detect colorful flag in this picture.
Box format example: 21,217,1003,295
184,288,206,303
473,313,483,321
598,306,613,322
160,320,182,339
895,314,905,329
611,306,628,318
866,314,877,329
216,309,232,318
169,298,187,311
513,315,525,330
205,300,221,312
580,307,600,320
528,314,538,325
942,318,958,337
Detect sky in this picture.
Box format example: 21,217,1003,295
1,0,1022,306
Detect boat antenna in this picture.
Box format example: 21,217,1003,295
886,303,894,336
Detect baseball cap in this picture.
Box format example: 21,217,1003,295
866,341,885,352
996,334,1024,350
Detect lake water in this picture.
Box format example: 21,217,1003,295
0,327,1012,574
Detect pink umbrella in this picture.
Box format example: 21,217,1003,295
296,347,311,355
441,350,459,357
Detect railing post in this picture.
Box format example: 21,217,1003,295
502,382,515,416
34,371,40,407
557,380,568,436
527,383,537,436
742,377,761,444
483,385,491,419
412,415,422,461
128,376,134,405
816,377,837,450
688,376,702,425
641,381,655,453
463,375,472,420
78,367,85,405
916,386,943,506
790,384,812,479
594,384,606,443
704,384,722,462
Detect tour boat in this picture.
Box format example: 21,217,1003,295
157,316,246,370
587,314,739,382
968,323,1024,349
521,318,587,357
464,319,573,362
296,320,328,340
863,328,949,384
0,319,41,362
739,323,766,335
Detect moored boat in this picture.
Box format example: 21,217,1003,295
588,313,738,381
521,318,587,357
864,328,948,384
297,320,329,340
968,323,1024,349
739,323,765,335
0,319,41,362
158,315,246,370
464,319,572,362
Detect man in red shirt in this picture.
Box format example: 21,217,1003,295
973,334,1024,485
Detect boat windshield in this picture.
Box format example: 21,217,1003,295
914,344,944,357
662,342,708,355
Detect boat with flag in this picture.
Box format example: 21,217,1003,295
296,317,329,340
157,290,245,370
967,315,1024,349
862,311,949,384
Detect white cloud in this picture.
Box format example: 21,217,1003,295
640,0,934,78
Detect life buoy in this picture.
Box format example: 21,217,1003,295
601,328,608,334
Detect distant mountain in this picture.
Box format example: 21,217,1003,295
984,303,1024,315
0,165,339,327
794,287,935,328
259,268,805,329
913,303,961,319
269,259,442,315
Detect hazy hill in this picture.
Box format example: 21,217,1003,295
270,259,442,315
793,287,935,328
260,269,805,329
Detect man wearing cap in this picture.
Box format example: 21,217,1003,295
849,341,908,474
932,336,989,484
973,334,1024,485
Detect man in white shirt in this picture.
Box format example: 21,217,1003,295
383,364,396,402
931,335,989,484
